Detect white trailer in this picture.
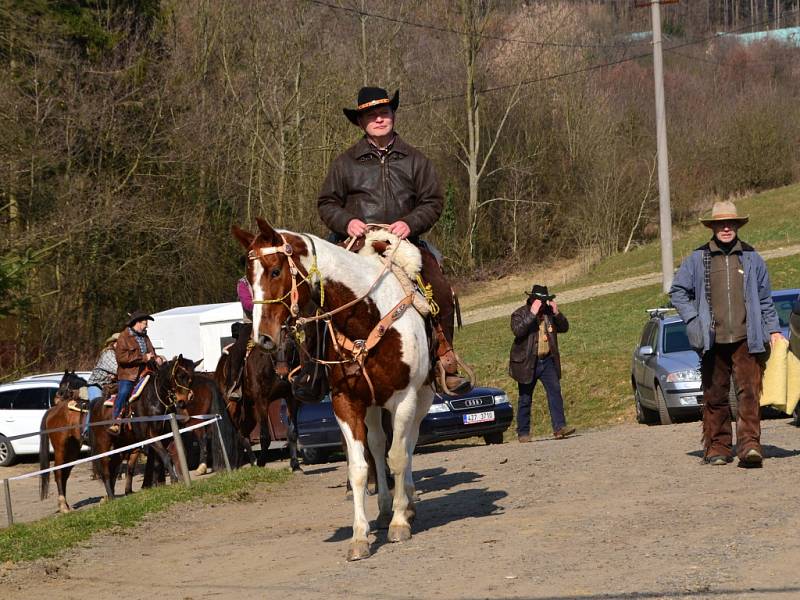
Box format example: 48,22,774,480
147,303,243,372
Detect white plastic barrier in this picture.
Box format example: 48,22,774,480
1,414,230,527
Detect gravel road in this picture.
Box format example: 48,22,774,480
3,418,800,600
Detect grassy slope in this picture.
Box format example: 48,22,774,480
462,184,800,311
455,254,800,438
0,467,290,563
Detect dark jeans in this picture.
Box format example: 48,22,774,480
700,340,764,460
114,379,135,419
228,323,253,389
516,356,567,436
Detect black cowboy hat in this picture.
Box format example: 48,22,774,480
126,310,154,327
343,86,400,125
525,284,556,302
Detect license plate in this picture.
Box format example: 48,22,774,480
463,411,495,425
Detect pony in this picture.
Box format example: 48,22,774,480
233,218,434,561
88,356,198,500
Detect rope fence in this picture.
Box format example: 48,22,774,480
1,413,231,528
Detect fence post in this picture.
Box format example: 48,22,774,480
3,479,13,527
169,414,191,486
213,416,232,473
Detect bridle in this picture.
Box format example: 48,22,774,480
152,359,194,409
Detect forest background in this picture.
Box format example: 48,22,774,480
1,0,800,374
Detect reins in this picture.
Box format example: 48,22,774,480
247,227,417,404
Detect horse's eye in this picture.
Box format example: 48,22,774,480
270,268,281,278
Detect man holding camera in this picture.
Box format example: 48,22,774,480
509,284,575,442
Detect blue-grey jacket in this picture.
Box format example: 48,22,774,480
669,241,780,355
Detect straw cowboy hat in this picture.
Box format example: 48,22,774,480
104,332,120,345
700,200,749,227
343,86,400,125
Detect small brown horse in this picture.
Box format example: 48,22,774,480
39,371,142,512
89,356,198,500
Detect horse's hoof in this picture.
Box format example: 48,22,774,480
290,462,303,473
99,496,108,504
374,512,392,530
388,524,412,542
346,540,371,561
195,463,208,476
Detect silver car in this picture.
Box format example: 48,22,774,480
631,289,799,426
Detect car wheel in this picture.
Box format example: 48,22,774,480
655,385,672,425
0,435,17,467
728,376,738,421
483,432,504,445
634,386,658,425
301,447,330,465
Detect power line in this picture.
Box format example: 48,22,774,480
306,0,651,50
402,7,800,109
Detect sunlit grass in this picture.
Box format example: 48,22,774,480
0,467,290,563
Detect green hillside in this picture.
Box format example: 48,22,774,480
455,253,800,438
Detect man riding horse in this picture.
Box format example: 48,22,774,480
318,86,470,393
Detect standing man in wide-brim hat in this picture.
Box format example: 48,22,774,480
670,200,784,467
318,86,471,393
110,310,165,434
508,284,575,442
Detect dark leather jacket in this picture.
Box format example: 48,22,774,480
115,327,155,382
317,135,443,238
508,305,569,384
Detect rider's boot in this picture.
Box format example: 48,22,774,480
434,324,472,395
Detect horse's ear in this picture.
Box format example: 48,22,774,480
231,225,255,249
255,217,280,242
193,359,203,368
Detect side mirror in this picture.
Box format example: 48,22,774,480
638,345,654,357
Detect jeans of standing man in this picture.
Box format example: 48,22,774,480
516,356,567,436
114,379,135,419
82,384,104,436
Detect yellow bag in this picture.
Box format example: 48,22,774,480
760,337,788,412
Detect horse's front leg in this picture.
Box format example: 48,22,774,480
55,465,72,513
286,399,302,472
258,416,270,467
386,390,422,543
150,440,180,483
334,395,370,561
365,406,391,530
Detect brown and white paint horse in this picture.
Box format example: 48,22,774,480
233,218,434,561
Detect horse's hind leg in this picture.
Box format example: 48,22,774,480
365,406,391,530
241,436,256,467
124,450,140,495
257,418,270,467
55,466,72,513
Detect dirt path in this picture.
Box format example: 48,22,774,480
460,244,800,325
4,418,800,599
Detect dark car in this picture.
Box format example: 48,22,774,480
296,386,513,463
631,288,798,426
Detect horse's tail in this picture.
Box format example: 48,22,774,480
210,378,238,471
39,409,51,501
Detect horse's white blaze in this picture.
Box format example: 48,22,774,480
336,416,370,542
250,256,266,343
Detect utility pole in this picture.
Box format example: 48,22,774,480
636,0,677,293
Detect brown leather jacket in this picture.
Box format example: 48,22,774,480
508,305,569,384
317,135,443,239
115,326,155,382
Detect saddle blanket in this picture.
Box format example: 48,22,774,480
101,374,150,407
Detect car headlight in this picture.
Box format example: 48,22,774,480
427,402,450,414
493,393,509,405
665,369,701,383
